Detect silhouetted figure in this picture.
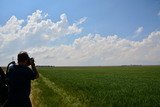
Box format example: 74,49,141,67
6,51,39,107
0,67,8,107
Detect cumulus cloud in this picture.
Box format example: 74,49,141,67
26,31,160,66
135,26,143,35
0,10,160,66
0,10,84,44
0,10,85,65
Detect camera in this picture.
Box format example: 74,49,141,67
27,57,34,65
30,57,34,62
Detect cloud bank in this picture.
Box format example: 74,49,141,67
0,10,160,66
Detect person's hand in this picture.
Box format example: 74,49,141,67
30,58,35,66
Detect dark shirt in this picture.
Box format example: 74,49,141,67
0,67,8,105
0,67,5,87
7,64,36,107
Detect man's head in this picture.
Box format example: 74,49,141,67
17,51,30,66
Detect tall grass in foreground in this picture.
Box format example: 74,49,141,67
32,66,160,107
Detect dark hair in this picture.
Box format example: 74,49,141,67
17,51,30,63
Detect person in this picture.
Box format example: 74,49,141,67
6,51,39,107
0,67,8,106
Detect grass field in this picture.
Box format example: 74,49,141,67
31,66,160,107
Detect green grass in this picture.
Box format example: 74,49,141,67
33,66,160,107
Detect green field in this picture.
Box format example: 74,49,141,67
31,66,160,107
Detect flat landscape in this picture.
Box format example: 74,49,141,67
31,66,160,107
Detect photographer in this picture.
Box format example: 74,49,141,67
7,51,39,107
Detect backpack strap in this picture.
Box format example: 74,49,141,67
6,61,16,73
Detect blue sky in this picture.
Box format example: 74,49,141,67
0,0,160,66
1,0,160,39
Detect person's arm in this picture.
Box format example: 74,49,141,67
0,67,5,78
0,67,4,74
30,59,39,79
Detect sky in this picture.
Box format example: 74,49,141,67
0,0,160,66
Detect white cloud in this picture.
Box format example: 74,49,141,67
135,26,143,35
158,11,160,16
26,31,160,66
0,10,84,43
0,10,160,66
0,10,86,65
76,17,87,25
